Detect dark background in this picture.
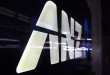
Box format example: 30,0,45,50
0,0,92,75
102,0,110,75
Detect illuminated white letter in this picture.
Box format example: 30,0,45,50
17,1,58,73
75,21,82,58
61,10,74,62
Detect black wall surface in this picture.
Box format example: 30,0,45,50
102,0,110,75
86,0,102,75
0,0,91,75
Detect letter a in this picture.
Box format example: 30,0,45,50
16,1,58,73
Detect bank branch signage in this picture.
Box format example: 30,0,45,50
16,1,91,73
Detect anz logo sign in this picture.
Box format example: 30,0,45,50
16,1,91,73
